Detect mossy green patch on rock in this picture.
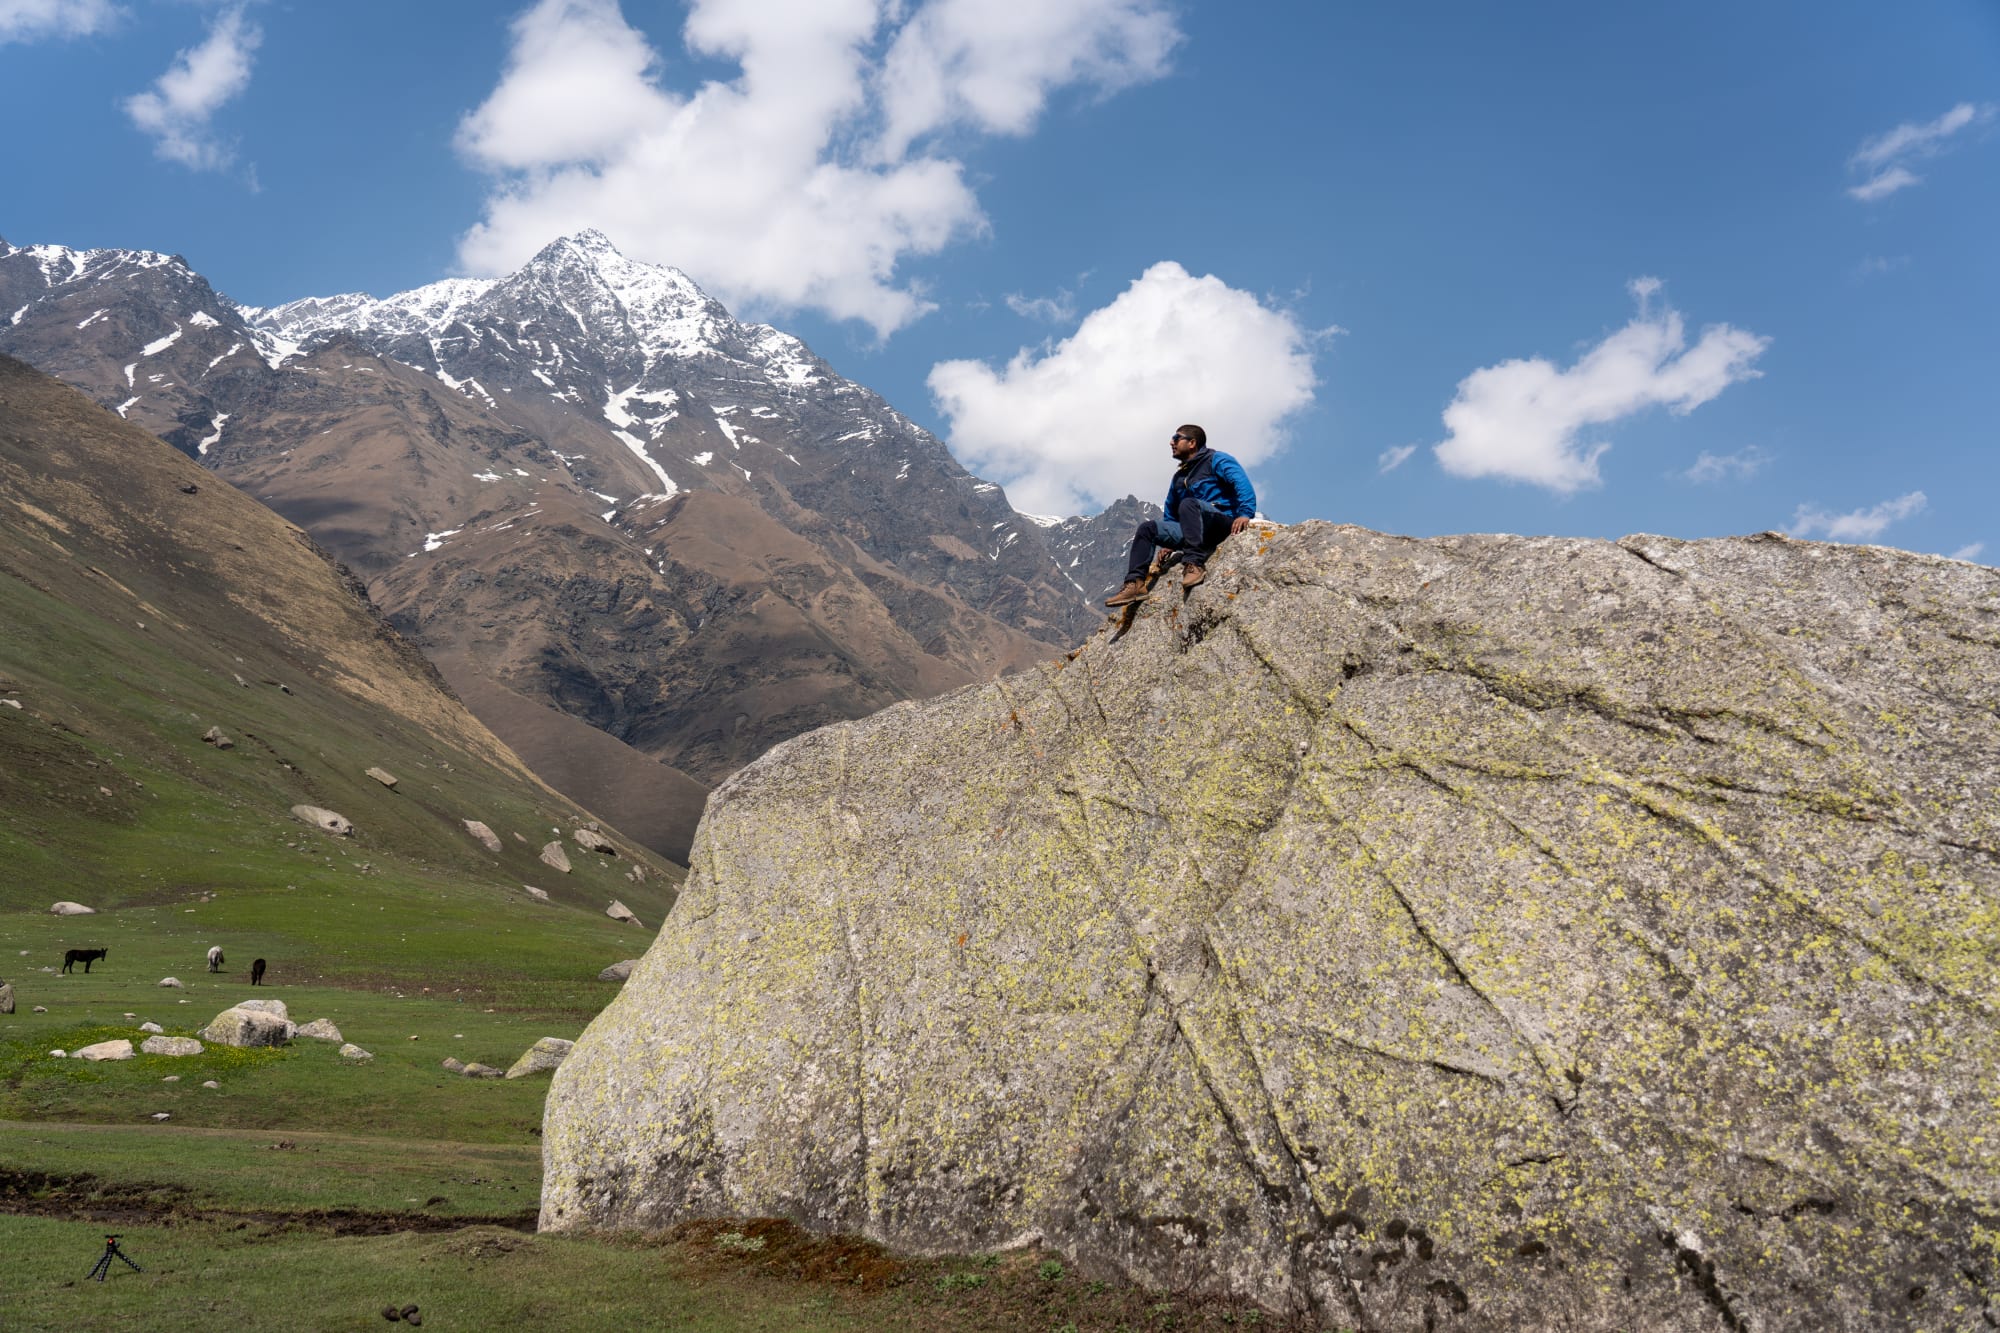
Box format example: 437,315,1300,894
543,524,2000,1331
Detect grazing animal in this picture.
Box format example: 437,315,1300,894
61,948,107,974
250,958,266,986
206,945,224,973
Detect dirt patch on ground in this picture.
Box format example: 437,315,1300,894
0,1167,536,1237
672,1215,909,1291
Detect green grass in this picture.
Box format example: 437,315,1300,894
0,1211,1299,1332
0,1215,882,1332
1,1121,539,1217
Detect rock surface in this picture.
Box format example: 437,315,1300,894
201,1006,292,1048
0,982,12,1013
297,1018,342,1042
366,766,399,788
603,899,640,927
291,804,353,835
73,1039,134,1061
158,977,183,988
48,901,95,915
542,524,2000,1330
597,960,638,982
141,1035,204,1056
540,841,572,874
464,820,503,853
338,1044,372,1062
574,828,617,855
505,1037,574,1079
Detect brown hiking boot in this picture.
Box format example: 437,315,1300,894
1182,563,1207,590
1104,580,1149,608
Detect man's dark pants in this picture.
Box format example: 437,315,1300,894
1122,497,1233,584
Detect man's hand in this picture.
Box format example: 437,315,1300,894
1229,515,1252,536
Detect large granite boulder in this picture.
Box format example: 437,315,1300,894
540,525,2000,1330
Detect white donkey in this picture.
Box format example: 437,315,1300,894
206,945,224,974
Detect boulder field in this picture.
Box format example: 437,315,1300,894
542,524,1999,1331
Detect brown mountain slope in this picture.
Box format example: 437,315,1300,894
0,351,681,914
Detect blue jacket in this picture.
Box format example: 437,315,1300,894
1165,448,1257,521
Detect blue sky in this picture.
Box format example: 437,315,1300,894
3,1,1995,560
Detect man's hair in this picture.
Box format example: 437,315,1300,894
1178,424,1207,449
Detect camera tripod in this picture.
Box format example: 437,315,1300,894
88,1234,143,1281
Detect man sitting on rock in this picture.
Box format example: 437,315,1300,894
1105,424,1258,606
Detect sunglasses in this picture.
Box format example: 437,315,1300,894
1171,433,1192,443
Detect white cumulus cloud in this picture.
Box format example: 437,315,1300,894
122,4,259,170
1787,491,1927,542
1950,541,1985,564
873,0,1179,160
1432,279,1769,495
1847,102,1995,201
928,261,1318,517
456,0,1178,337
0,0,120,43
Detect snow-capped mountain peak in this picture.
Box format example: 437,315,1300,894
239,231,827,400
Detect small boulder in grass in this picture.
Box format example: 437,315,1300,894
523,885,550,903
139,1021,163,1034
297,1018,342,1042
159,977,183,988
48,901,95,916
142,1036,204,1056
462,1063,504,1079
604,899,641,927
505,1037,574,1079
598,959,639,982
441,1057,467,1074
74,1039,135,1061
338,1045,372,1062
201,1007,290,1048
